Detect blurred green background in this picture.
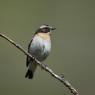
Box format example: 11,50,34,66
0,0,95,95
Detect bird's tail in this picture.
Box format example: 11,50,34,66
25,69,33,79
25,62,37,79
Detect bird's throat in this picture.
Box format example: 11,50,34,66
37,32,51,40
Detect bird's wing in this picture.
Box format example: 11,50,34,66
26,39,33,67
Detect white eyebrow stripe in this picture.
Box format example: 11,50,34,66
40,25,48,29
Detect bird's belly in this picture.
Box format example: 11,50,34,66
29,36,51,61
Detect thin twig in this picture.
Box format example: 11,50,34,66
0,33,79,95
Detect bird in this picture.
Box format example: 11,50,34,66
25,24,56,79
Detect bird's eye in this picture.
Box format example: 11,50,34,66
42,28,50,33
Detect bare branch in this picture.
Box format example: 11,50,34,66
0,33,79,95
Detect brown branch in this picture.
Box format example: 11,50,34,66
0,32,79,95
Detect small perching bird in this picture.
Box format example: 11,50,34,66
25,24,56,79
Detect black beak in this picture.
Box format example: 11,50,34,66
50,27,56,30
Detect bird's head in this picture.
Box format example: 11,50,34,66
35,24,56,34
